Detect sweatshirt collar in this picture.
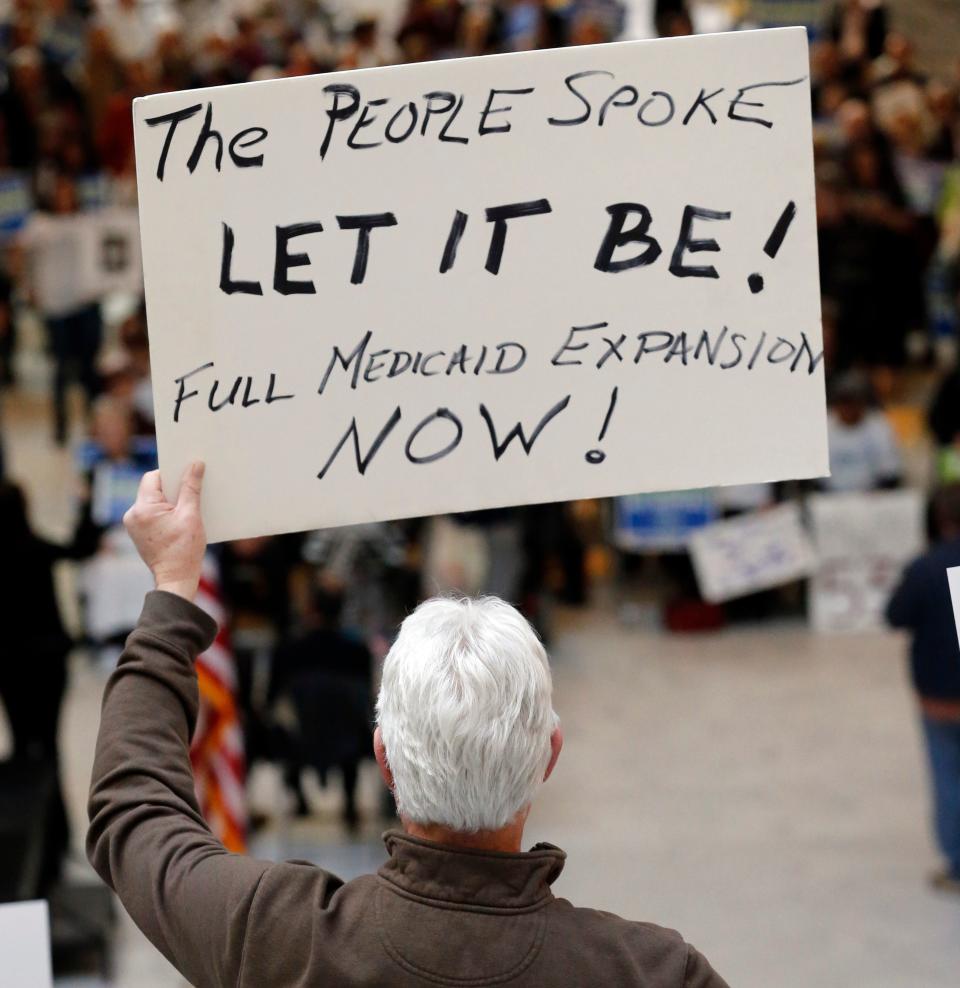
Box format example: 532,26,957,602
378,830,566,911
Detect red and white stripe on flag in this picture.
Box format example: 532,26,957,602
191,554,247,852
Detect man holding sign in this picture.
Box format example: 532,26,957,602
87,27,828,985
87,462,728,987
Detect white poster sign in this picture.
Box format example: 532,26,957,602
0,901,53,988
690,502,816,602
134,28,827,542
808,490,924,633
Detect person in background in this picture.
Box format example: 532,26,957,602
95,57,152,177
97,0,158,64
928,366,960,482
154,24,192,91
269,584,373,829
654,0,692,38
826,0,888,67
76,396,156,661
833,138,919,372
0,255,8,476
821,370,902,492
0,479,99,891
886,484,960,894
85,389,148,467
97,309,154,434
427,508,525,602
1,46,58,170
0,257,13,387
38,0,87,73
217,532,301,795
15,171,101,444
301,520,420,651
80,23,126,134
337,16,395,70
500,0,564,52
926,80,959,162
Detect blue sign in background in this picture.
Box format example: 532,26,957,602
614,490,717,552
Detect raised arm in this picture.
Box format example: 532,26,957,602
86,464,271,987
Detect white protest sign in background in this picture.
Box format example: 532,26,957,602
947,566,960,650
0,901,53,988
689,502,816,603
134,28,827,542
808,490,925,634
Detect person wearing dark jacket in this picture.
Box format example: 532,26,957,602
886,484,960,893
928,368,960,449
928,370,960,482
270,586,373,828
86,463,728,988
0,480,100,890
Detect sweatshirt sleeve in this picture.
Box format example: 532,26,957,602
86,590,272,988
683,943,730,988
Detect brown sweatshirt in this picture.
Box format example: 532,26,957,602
87,591,730,988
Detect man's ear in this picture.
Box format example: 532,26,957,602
544,726,563,782
374,726,394,791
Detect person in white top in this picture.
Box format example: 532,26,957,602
823,370,903,493
96,0,166,63
16,174,102,444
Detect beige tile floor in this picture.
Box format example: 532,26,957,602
2,365,960,986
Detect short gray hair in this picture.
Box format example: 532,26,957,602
376,596,556,832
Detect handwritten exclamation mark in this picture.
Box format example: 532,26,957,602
748,201,796,295
585,387,618,464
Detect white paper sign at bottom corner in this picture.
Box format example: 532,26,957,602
689,502,817,603
0,900,53,988
947,566,960,651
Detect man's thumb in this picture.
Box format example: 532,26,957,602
177,460,205,510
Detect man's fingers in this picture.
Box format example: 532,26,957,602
137,470,166,505
177,461,205,511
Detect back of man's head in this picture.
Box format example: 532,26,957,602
376,597,556,833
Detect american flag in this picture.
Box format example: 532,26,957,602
191,555,247,852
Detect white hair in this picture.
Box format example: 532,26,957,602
376,596,556,833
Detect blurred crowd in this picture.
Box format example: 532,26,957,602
2,0,960,932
